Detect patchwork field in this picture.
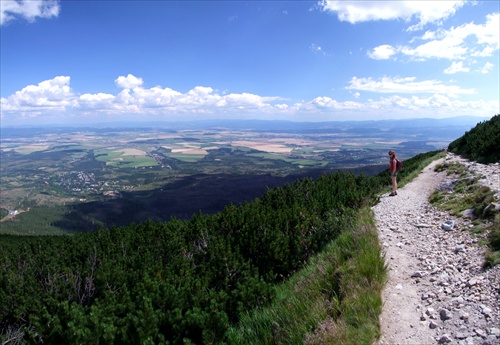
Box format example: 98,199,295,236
0,118,471,234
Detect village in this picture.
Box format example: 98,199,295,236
45,170,135,199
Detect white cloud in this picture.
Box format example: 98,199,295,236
371,12,499,62
79,93,115,110
1,0,60,26
346,76,476,95
1,75,285,120
115,74,144,89
292,93,499,119
400,35,468,60
318,0,466,30
478,61,494,74
367,45,397,60
444,61,470,74
474,13,499,48
1,76,75,113
1,75,496,124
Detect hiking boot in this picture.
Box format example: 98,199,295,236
389,192,396,196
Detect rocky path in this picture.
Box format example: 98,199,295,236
374,154,500,345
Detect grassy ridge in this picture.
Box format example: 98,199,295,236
226,208,385,344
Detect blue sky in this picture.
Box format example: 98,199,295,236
1,0,499,126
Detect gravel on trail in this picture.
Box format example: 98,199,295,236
374,154,500,345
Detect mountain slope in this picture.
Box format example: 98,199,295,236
448,114,500,164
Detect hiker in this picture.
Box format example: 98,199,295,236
388,150,398,196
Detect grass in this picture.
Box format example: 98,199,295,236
484,214,500,267
165,152,206,162
246,152,326,167
429,164,495,218
226,207,386,345
430,161,500,267
433,161,468,177
94,149,159,167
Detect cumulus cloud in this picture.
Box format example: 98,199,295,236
1,76,75,113
346,76,476,95
444,61,470,74
292,93,499,119
115,74,144,89
474,13,500,48
368,95,499,117
79,93,115,110
1,75,285,120
318,0,466,31
1,74,496,123
367,45,397,60
1,0,60,26
367,12,499,63
478,61,494,74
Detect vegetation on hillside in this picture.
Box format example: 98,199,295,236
433,113,500,267
431,161,500,267
0,208,8,219
448,114,500,164
0,151,439,344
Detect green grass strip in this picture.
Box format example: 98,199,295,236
226,207,386,344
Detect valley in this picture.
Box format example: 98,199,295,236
0,118,480,234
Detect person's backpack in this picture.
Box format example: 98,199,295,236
396,159,403,171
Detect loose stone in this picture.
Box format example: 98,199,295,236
438,334,453,343
439,308,453,321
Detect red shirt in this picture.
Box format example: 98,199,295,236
390,158,396,171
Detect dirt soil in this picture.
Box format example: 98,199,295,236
374,159,446,344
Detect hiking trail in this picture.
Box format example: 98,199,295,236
374,153,500,345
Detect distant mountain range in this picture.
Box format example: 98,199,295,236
1,116,491,143
1,116,490,130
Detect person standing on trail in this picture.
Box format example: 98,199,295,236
388,150,398,196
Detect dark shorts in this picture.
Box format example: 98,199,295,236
391,171,398,177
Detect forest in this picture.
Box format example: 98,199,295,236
0,149,438,344
448,114,500,164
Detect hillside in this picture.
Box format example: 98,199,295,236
448,114,500,164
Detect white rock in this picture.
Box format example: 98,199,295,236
474,328,487,338
441,220,455,231
489,327,500,336
482,306,493,318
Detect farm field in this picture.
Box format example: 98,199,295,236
0,118,474,234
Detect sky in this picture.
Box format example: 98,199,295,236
1,0,499,126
